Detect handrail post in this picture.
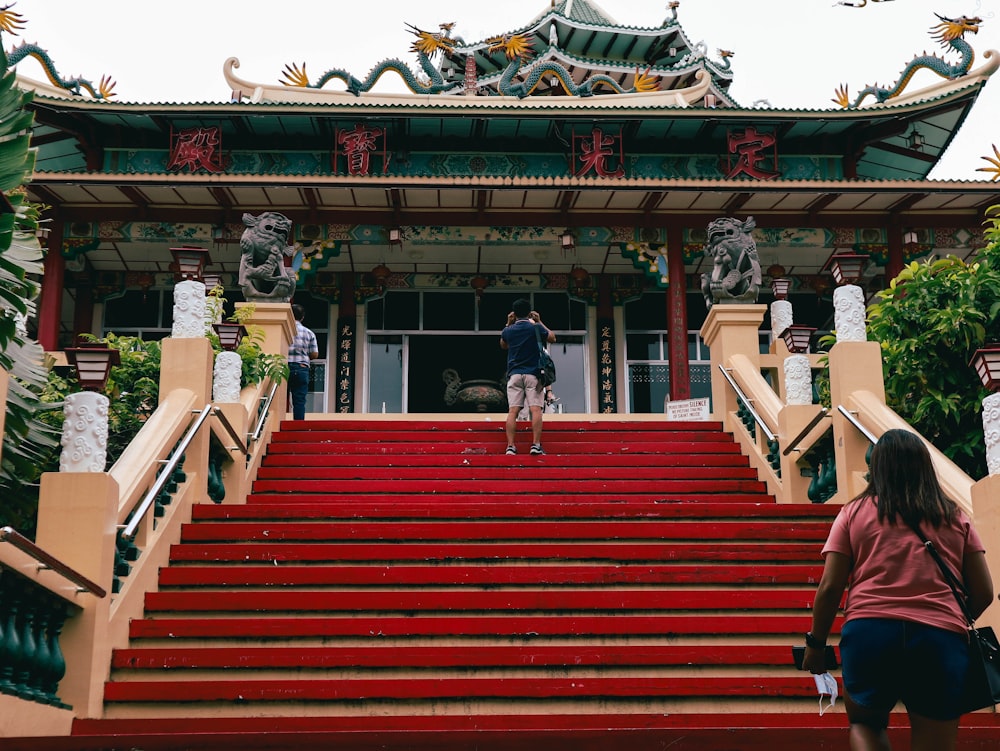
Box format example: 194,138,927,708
35,472,118,718
215,400,252,505
828,340,886,502
972,475,1000,635
235,302,295,421
159,338,214,504
777,403,826,504
700,304,767,432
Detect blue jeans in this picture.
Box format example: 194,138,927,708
288,362,310,420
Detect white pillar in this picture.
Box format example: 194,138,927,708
171,280,207,338
59,391,110,472
784,355,813,406
771,299,793,341
983,392,1000,476
213,351,243,403
834,284,867,342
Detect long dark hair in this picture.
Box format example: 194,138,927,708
852,428,957,527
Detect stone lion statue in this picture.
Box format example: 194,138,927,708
238,211,297,302
700,215,761,310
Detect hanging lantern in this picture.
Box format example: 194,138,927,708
559,229,576,254
470,274,489,304
569,266,590,290
371,263,392,293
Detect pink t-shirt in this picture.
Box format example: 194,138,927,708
821,497,985,636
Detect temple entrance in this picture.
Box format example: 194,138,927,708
364,289,588,414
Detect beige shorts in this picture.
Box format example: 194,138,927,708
506,373,544,409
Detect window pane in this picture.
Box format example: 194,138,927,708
382,291,419,330
532,292,569,331
423,292,474,331
626,333,660,360
105,290,160,329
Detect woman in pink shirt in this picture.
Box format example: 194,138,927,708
803,429,994,751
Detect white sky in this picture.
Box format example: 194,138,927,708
9,0,999,180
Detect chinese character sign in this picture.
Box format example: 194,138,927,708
572,127,625,178
167,127,224,173
335,124,388,176
336,317,356,413
597,318,618,414
726,126,779,180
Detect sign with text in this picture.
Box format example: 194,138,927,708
665,397,710,421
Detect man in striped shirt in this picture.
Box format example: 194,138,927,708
288,304,319,419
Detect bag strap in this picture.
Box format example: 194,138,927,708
534,323,546,352
908,520,975,627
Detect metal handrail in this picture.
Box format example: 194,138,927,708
0,526,107,598
717,364,776,442
782,407,831,456
211,406,250,457
837,404,878,444
120,404,213,541
250,381,279,444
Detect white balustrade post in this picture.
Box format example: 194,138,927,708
213,351,243,403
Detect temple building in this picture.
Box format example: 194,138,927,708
15,0,1000,415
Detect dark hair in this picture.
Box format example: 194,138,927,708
292,304,305,322
853,428,957,527
512,298,531,318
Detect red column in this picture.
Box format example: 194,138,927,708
886,227,905,283
37,221,65,351
666,224,690,400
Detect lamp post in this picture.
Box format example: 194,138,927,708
212,323,247,403
780,324,817,354
170,246,210,338
971,344,1000,477
60,343,120,472
823,249,869,343
822,249,869,286
169,246,211,282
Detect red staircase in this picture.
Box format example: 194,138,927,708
55,418,1000,750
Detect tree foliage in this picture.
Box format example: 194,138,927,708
866,214,1000,478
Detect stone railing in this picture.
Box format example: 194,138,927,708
0,303,293,733
701,301,1000,636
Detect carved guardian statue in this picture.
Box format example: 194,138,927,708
700,216,762,310
238,211,297,302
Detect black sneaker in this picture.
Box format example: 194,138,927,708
530,444,545,455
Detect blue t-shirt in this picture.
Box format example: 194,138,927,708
502,318,550,377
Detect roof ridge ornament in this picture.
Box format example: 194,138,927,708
0,4,116,99
833,13,982,108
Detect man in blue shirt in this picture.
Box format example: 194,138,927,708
500,298,555,456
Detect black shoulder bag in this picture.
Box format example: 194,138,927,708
911,522,1000,714
534,325,556,387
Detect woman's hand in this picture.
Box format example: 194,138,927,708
801,645,828,674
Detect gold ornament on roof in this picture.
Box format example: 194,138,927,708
976,144,1000,182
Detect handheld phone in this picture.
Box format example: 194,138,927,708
792,645,839,671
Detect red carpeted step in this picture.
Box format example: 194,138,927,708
158,563,824,588
128,613,827,640
111,643,803,670
143,588,819,613
255,465,763,480
101,675,826,703
260,452,752,468
178,519,829,542
265,439,745,455
168,541,822,563
64,713,1000,751
243,491,777,504
193,500,836,519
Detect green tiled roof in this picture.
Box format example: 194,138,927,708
554,0,617,26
